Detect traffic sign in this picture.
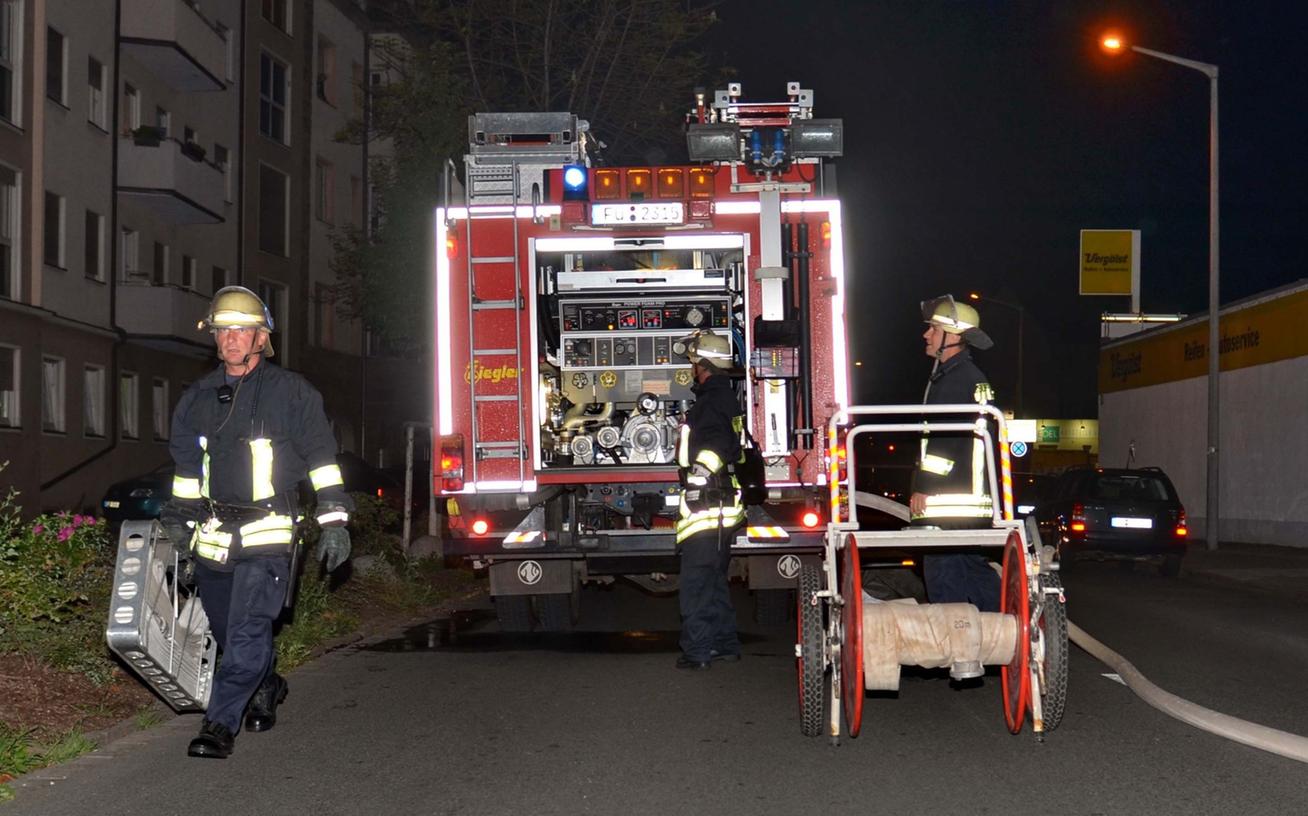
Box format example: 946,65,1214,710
1010,441,1028,458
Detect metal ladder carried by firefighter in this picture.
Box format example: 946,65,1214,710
454,112,588,484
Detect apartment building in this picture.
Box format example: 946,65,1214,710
0,0,370,515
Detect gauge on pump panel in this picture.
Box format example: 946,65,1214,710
685,306,705,327
636,392,660,416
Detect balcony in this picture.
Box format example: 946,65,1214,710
117,283,213,353
118,136,225,225
120,0,226,92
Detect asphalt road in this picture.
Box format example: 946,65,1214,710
8,563,1307,815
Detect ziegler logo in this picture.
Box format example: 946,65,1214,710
1084,252,1129,266
516,560,543,586
465,363,519,384
776,554,801,580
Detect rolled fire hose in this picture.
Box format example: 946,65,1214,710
854,493,1308,764
1068,622,1308,765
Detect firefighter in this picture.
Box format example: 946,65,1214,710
673,331,746,670
158,286,353,758
910,295,1002,624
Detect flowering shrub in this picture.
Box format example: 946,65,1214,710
0,478,116,681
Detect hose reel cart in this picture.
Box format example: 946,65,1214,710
796,404,1069,743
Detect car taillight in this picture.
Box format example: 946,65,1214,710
1069,503,1086,533
439,434,465,492
1175,509,1188,537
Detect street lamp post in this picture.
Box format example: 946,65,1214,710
968,292,1024,417
1101,34,1220,551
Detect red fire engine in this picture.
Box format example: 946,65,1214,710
433,83,850,630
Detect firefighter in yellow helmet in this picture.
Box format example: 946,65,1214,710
672,331,746,670
157,286,352,758
911,295,1001,628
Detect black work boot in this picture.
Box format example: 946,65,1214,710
187,720,235,759
244,673,289,733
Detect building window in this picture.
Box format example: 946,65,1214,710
83,365,105,437
119,371,139,439
0,345,18,428
258,163,288,255
41,356,65,433
152,241,168,285
181,254,196,289
45,28,65,105
211,265,228,294
151,377,169,440
316,35,336,106
215,144,232,202
123,83,140,131
314,283,336,349
120,227,141,280
156,106,170,137
218,24,234,82
84,210,103,280
315,157,334,224
0,2,23,126
0,165,17,299
259,52,289,143
87,56,106,129
262,0,289,33
258,280,287,363
43,191,64,268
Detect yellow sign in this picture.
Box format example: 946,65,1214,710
1080,229,1139,296
1099,287,1308,393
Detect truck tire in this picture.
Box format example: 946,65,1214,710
754,588,793,625
495,595,533,632
796,563,825,738
534,593,574,632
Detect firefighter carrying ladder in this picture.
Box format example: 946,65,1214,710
459,113,588,484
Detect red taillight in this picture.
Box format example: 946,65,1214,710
439,434,465,492
801,510,820,528
1068,503,1086,534
376,487,383,498
471,518,489,536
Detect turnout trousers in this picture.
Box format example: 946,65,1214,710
678,525,740,661
194,556,290,732
923,553,1000,612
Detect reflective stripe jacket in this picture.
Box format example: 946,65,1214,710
168,362,352,566
913,351,994,520
675,373,746,544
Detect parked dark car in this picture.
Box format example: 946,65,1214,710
1013,473,1053,518
100,462,174,529
1034,466,1188,576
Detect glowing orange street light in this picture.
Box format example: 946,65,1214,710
1100,33,1124,52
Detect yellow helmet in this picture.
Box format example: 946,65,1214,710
675,330,742,374
199,286,275,356
921,295,993,350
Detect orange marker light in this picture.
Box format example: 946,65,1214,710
1070,521,1086,533
594,168,621,200
471,518,489,536
656,167,684,199
445,233,458,259
689,169,713,198
626,169,651,198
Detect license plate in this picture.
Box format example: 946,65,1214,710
591,202,684,226
104,500,121,509
1111,516,1152,529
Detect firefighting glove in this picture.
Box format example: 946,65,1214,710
315,525,352,572
158,500,199,555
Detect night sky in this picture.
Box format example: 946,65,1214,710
715,0,1308,417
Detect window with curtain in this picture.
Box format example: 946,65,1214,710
152,378,168,440
120,371,138,439
83,365,105,437
42,356,64,433
0,345,17,428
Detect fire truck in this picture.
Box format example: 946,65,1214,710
433,83,850,631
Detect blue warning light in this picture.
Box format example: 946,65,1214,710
563,165,587,191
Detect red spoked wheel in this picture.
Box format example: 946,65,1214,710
1000,530,1031,734
840,536,864,737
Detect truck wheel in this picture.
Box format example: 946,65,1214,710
754,588,793,625
495,595,533,632
1036,572,1068,732
534,593,575,632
